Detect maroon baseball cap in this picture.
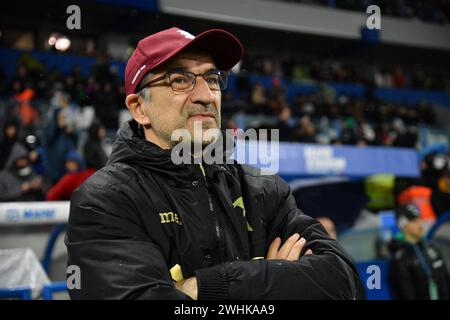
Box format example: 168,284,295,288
125,27,244,95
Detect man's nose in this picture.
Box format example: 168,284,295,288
190,77,216,105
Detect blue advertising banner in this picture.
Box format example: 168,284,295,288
234,141,420,178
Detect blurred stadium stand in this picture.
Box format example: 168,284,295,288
1,0,449,299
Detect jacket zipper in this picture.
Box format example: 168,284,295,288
199,164,224,259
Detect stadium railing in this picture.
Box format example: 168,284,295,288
0,201,69,299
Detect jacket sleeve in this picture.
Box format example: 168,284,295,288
194,175,362,300
66,181,191,300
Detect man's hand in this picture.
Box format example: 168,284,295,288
174,277,198,300
267,233,312,261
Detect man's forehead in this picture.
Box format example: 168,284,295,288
157,50,217,72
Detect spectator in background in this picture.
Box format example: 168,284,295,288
83,119,108,170
48,90,79,128
291,94,307,118
0,120,20,170
388,203,450,300
316,217,337,240
339,121,357,145
9,65,30,93
0,143,44,202
419,102,437,126
235,70,251,101
92,54,110,84
249,82,268,114
427,153,450,217
375,122,394,146
431,163,450,216
293,115,316,143
14,86,39,134
23,134,48,177
277,106,295,141
44,107,78,184
46,150,96,201
84,76,98,99
421,152,448,190
268,77,287,115
393,67,407,88
394,151,450,224
316,214,367,299
356,119,376,145
391,118,417,148
94,82,119,130
64,75,78,102
71,65,84,85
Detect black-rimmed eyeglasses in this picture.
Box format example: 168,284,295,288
137,69,229,93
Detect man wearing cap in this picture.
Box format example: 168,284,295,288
388,204,450,299
66,27,361,300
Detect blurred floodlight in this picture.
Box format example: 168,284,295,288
48,33,59,46
55,36,71,51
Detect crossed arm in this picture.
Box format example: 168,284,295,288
176,233,313,299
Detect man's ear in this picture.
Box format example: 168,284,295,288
125,93,151,126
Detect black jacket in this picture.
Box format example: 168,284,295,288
66,120,362,300
389,237,450,300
